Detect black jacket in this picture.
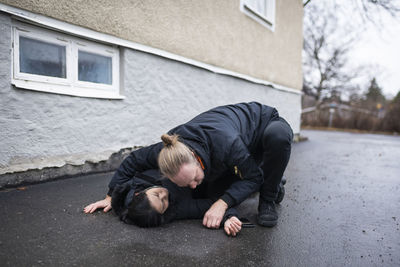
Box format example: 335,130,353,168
108,102,279,207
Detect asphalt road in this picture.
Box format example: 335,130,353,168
1,130,399,266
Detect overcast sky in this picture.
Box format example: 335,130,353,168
307,0,400,99
351,14,400,98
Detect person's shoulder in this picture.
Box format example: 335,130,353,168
133,142,163,153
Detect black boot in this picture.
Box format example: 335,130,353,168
275,178,286,204
257,199,278,227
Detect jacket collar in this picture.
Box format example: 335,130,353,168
182,138,210,177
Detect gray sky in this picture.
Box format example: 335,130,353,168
307,0,400,99
351,14,400,98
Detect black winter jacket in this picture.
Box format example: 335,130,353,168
108,102,279,208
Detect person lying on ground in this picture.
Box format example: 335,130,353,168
84,169,242,236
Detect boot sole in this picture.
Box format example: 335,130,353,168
257,216,278,227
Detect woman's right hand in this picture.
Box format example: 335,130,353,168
224,216,242,237
84,195,112,213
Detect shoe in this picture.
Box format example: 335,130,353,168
257,200,278,227
275,178,286,204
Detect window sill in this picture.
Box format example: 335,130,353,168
243,5,274,30
240,0,276,32
12,79,125,99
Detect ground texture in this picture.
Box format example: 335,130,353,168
1,130,399,266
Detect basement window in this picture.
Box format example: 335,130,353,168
240,0,276,31
12,22,122,99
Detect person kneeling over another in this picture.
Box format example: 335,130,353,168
156,102,293,228
86,102,292,231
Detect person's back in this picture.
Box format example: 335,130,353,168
169,102,278,155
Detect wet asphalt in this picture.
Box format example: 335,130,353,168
0,129,399,266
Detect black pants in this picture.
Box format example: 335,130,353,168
259,117,293,202
199,117,293,203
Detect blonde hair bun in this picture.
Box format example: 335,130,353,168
161,134,179,147
158,133,195,178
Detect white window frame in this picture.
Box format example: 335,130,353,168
12,21,123,99
240,0,276,31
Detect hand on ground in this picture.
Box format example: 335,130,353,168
203,199,228,228
224,216,242,237
83,195,112,213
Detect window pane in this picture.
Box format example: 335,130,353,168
19,36,66,78
78,51,112,85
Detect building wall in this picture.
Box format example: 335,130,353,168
0,0,303,91
0,11,301,177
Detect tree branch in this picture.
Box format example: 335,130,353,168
304,0,312,7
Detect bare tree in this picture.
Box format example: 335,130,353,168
302,4,360,105
302,0,399,106
304,0,400,16
347,0,400,19
302,0,400,132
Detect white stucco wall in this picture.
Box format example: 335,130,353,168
0,12,301,175
0,0,303,90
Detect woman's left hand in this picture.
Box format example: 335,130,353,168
224,216,242,236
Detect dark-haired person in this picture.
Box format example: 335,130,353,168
84,169,243,236
86,102,292,229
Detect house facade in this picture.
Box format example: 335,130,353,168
0,0,303,187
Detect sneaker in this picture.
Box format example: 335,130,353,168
257,200,278,227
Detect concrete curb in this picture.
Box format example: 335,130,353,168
0,147,136,189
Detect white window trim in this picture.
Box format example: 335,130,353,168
240,0,276,31
11,21,123,99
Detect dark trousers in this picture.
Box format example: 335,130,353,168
195,117,293,203
259,117,293,202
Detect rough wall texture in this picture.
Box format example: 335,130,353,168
0,12,301,183
0,0,303,90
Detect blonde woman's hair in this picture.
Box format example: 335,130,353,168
158,134,195,178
